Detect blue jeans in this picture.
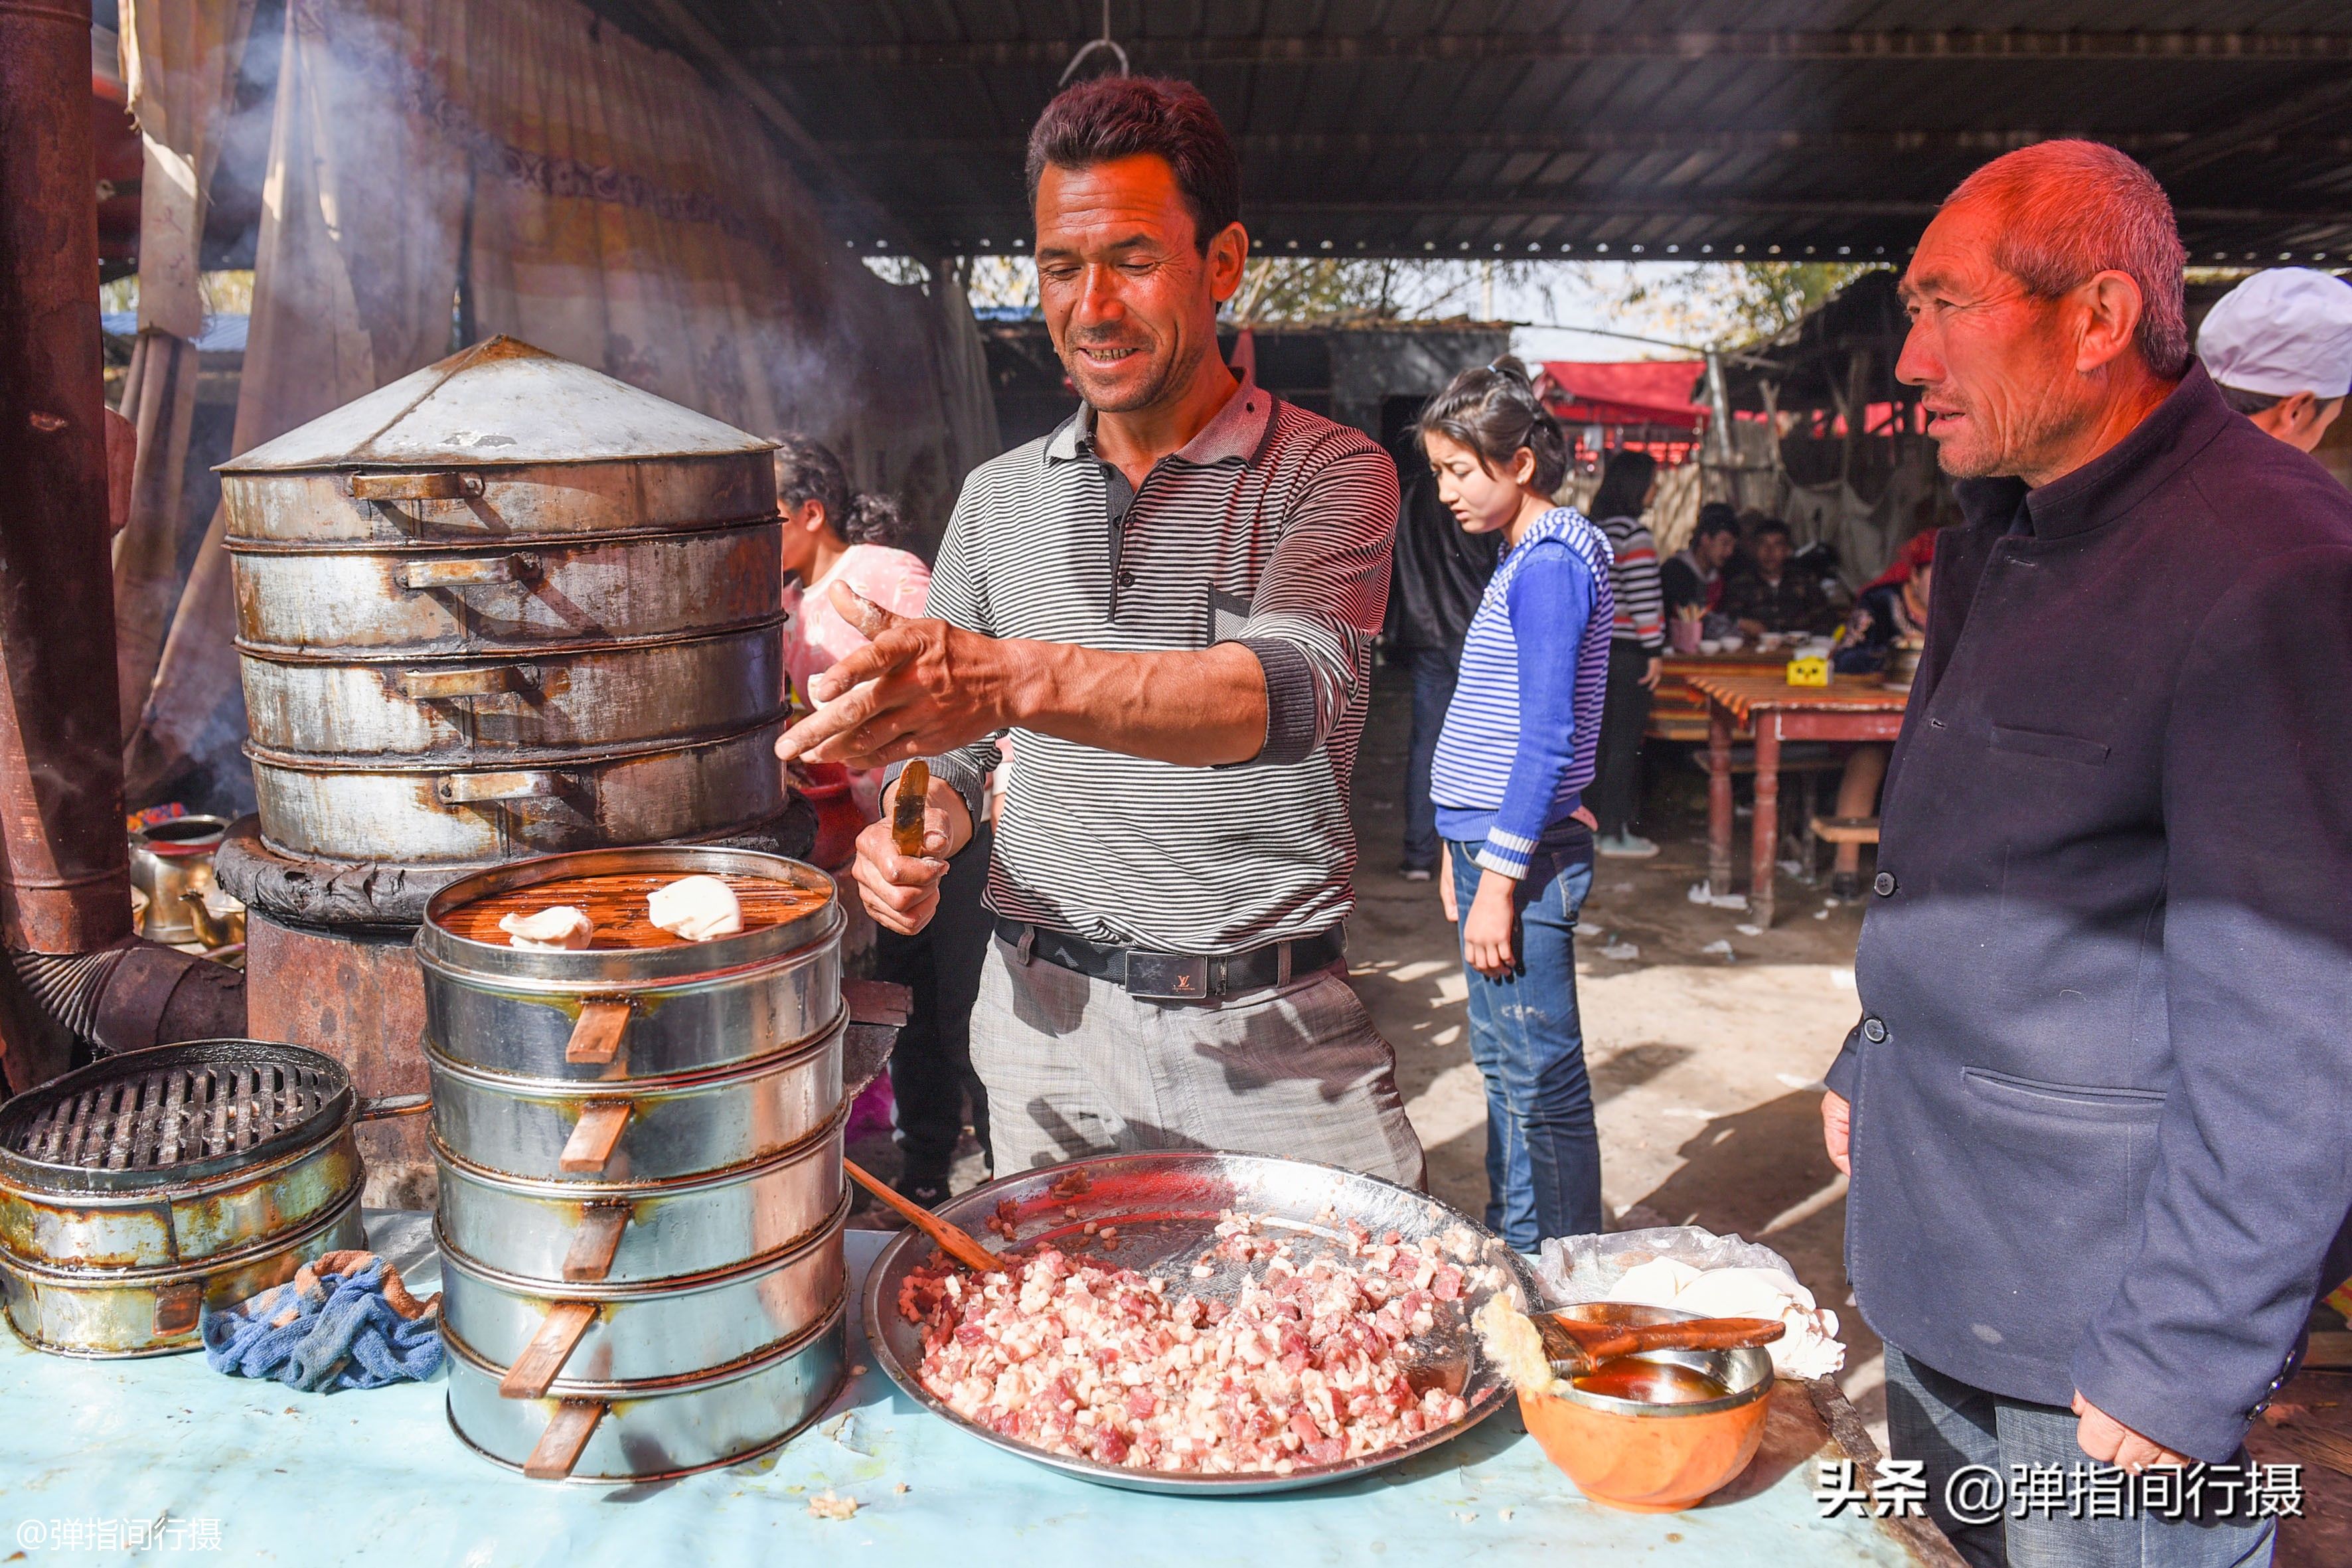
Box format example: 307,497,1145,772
1885,1343,2274,1568
1446,832,1603,1251
1401,647,1458,871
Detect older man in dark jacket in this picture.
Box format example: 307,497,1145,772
1822,140,2352,1568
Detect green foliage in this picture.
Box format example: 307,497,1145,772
1225,258,1571,325
1596,263,1882,349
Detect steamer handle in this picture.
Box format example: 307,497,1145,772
349,471,484,502
566,1000,631,1065
438,771,562,804
396,554,530,591
358,1093,431,1122
400,666,520,701
501,1300,598,1399
524,1399,607,1480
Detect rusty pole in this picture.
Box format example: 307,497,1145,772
0,0,135,957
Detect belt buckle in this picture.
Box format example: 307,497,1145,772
1124,950,1210,1001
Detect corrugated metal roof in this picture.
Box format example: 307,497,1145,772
588,3,2352,262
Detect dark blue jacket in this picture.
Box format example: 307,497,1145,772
1826,363,2352,1464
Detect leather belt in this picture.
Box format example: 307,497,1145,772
993,918,1343,1002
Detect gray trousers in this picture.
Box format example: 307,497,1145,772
968,936,1427,1190
1885,1344,2275,1568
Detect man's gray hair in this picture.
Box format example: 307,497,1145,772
1944,140,2190,378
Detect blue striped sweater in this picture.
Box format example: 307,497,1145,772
1429,508,1616,876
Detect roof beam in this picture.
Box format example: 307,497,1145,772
2152,74,2352,177
826,128,2352,161
627,0,921,254
748,31,2352,70
903,196,2352,227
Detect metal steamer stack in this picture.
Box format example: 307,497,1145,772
416,848,852,1482
211,336,806,1203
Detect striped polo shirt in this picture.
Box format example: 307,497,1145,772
1429,508,1616,876
919,370,1399,955
1595,512,1666,651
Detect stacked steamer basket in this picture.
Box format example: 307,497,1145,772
212,335,803,1204
216,335,788,866
416,846,850,1482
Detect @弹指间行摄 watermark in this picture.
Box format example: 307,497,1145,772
1813,1456,2305,1524
13,1514,224,1553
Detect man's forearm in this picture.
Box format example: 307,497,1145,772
1002,639,1268,765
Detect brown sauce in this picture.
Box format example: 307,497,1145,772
439,871,829,951
1573,1356,1731,1405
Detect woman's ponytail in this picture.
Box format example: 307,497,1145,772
1417,355,1570,493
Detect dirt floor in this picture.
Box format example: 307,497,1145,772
849,659,2350,1558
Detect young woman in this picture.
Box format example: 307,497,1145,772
774,437,988,1208
1424,359,1616,1252
1583,447,1666,859
774,435,931,820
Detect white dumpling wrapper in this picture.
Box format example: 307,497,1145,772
647,874,742,941
499,905,593,951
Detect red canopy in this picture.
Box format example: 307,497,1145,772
1537,361,1709,430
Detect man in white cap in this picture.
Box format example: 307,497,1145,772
2197,266,2352,453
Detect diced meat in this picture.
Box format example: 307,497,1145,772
904,1210,1476,1476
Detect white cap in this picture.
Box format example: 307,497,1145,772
2197,268,2352,400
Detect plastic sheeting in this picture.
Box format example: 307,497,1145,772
0,1221,1924,1566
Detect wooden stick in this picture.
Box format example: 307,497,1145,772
892,761,931,857
844,1158,1003,1272
523,1399,606,1481
1537,1313,1786,1372
564,1000,632,1066
561,1204,631,1283
558,1101,631,1174
500,1300,597,1398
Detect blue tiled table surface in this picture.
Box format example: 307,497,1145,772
0,1215,1924,1566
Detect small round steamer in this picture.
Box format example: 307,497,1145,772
0,1040,426,1356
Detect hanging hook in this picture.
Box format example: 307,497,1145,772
1059,0,1129,84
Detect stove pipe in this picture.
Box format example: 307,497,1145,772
0,0,241,1087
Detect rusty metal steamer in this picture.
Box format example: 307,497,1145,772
212,338,809,1204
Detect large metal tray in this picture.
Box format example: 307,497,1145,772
862,1151,1532,1496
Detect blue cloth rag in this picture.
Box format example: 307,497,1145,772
201,1252,441,1391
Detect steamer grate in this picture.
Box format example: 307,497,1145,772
7,1057,337,1174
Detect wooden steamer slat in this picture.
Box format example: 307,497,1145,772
523,1399,608,1480
561,1206,631,1283
558,1103,631,1175
564,1002,631,1066
500,1300,599,1398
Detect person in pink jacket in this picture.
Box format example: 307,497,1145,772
775,435,933,820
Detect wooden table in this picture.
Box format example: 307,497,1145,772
1644,650,1788,742
1686,672,1912,927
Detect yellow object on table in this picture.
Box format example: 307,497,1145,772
1784,655,1830,687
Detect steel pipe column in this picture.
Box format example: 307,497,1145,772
0,0,132,955
0,1,246,1088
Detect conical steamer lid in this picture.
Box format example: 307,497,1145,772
218,335,775,473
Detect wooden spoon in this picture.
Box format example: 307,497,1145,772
844,1158,1004,1273
1536,1312,1784,1374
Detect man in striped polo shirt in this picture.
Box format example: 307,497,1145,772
777,76,1423,1189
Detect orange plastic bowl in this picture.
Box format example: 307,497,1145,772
1517,1302,1774,1513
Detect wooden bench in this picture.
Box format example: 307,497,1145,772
1807,815,1880,880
